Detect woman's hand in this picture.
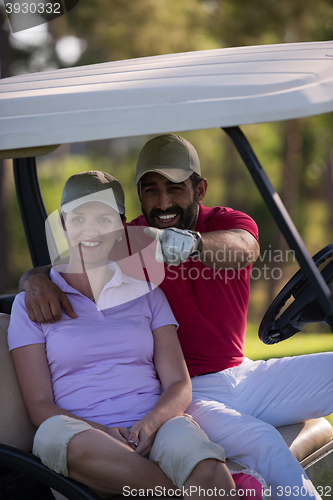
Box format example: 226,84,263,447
105,427,132,446
127,418,158,457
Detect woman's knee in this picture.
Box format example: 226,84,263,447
151,415,212,459
33,415,92,476
150,415,225,488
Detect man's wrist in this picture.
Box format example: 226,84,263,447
190,231,203,257
18,266,51,292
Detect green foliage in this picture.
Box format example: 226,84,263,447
64,0,216,64
37,150,142,223
244,322,333,360
6,175,32,288
4,0,333,327
208,0,333,46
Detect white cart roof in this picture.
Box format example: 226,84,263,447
1,40,333,157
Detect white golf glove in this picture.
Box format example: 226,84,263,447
144,227,202,266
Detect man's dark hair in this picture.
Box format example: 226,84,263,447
190,172,203,190
138,173,202,197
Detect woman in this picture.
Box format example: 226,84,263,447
8,171,266,499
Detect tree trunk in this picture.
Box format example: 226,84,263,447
0,6,11,294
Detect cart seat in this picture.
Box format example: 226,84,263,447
0,313,36,451
226,418,333,472
0,313,101,500
1,312,332,490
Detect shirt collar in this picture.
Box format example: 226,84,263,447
51,261,131,294
104,261,131,289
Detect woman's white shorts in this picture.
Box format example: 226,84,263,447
33,414,225,488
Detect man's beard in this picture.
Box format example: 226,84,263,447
142,193,198,230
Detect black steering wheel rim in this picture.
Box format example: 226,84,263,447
259,243,333,345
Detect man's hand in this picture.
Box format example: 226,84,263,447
24,274,77,323
144,227,200,266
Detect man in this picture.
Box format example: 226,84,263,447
20,134,332,500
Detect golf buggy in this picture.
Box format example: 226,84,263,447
0,40,333,499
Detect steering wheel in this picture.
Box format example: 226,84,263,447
259,243,333,345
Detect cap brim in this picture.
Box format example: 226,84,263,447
134,167,192,186
61,191,125,214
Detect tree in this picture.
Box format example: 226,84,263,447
2,0,333,319
62,0,214,64
0,5,11,294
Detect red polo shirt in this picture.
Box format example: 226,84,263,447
126,205,258,377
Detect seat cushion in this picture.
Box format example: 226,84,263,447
226,417,333,471
278,418,333,462
0,313,36,451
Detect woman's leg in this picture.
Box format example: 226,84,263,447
149,415,241,499
183,458,240,499
66,428,174,497
33,415,174,498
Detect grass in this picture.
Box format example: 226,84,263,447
244,323,333,426
244,323,333,360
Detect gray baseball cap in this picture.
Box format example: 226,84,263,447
134,134,201,186
61,171,125,214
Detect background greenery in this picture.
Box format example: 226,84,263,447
1,2,333,343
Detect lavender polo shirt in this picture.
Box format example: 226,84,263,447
8,265,178,427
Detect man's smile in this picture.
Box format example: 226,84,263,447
154,212,180,228
158,214,177,221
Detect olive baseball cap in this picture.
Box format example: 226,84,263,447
60,171,125,214
134,134,201,185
